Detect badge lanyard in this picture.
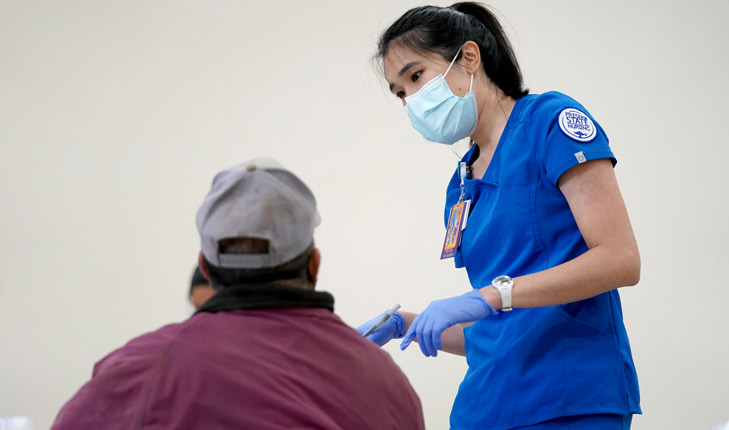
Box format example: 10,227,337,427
458,161,468,204
441,161,471,259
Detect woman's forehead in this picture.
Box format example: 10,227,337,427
385,44,426,66
384,45,445,77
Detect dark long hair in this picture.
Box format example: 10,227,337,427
378,2,528,99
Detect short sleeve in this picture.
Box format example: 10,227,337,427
534,93,616,185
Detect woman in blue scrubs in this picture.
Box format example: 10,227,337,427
358,2,641,429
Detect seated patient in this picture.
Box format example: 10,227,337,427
52,157,424,430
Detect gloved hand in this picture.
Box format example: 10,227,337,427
356,310,405,347
401,289,496,357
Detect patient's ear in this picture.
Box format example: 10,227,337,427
198,252,211,280
306,248,321,290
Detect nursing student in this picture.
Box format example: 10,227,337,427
357,3,641,429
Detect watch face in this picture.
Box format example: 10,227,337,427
493,275,512,288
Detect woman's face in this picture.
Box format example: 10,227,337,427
384,44,472,106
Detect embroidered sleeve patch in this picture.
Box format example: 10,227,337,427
558,108,596,142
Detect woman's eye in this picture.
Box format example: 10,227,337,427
396,90,405,99
411,71,421,82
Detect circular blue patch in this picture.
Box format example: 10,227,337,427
558,108,596,142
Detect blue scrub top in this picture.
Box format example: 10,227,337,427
445,92,641,430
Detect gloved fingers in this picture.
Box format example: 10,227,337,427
425,315,447,357
356,308,393,336
431,319,453,354
364,322,397,346
400,315,420,350
356,320,376,336
366,332,387,347
390,312,406,338
419,314,438,357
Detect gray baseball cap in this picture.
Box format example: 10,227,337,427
196,157,320,269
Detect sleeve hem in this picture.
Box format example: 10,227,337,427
547,150,616,185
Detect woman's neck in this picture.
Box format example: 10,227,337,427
469,86,516,178
471,88,516,151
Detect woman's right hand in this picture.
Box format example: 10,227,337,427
356,310,405,347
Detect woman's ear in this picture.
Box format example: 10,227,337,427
461,40,481,75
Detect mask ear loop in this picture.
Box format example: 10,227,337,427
444,46,463,77
444,46,474,92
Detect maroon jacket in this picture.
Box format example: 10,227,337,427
52,284,424,430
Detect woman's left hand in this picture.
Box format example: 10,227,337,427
401,290,496,357
356,310,405,347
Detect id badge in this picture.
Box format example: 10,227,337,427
440,199,471,259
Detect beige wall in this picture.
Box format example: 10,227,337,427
1,1,727,429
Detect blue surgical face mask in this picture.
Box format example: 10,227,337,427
404,48,478,145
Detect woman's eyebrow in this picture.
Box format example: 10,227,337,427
398,61,419,76
388,61,420,92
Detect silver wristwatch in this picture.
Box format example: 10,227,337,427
492,275,514,312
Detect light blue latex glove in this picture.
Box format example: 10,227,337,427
400,289,497,357
356,310,405,347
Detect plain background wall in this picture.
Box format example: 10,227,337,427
1,0,727,429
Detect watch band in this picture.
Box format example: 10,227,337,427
492,275,513,312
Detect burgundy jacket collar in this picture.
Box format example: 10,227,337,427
195,283,334,314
